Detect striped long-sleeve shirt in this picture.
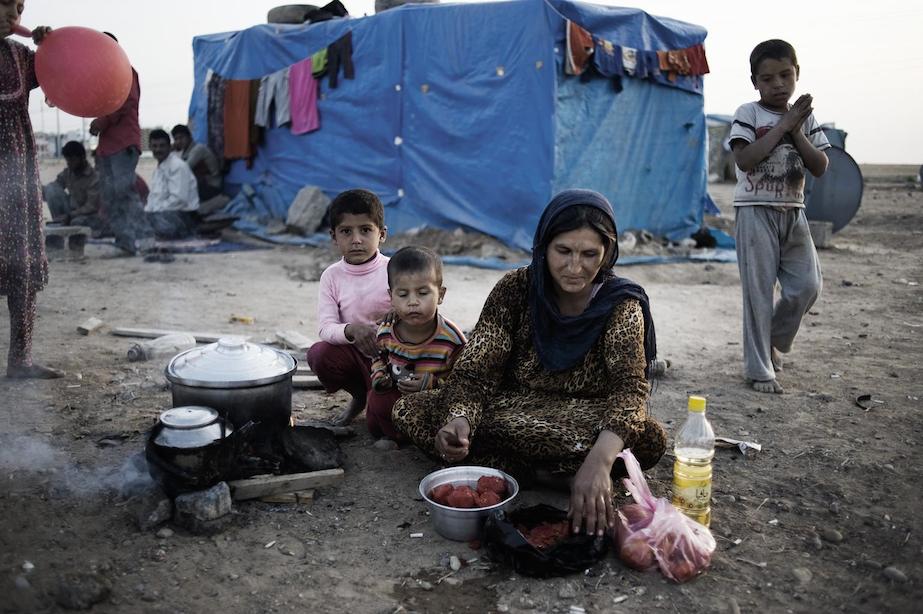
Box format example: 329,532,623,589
371,314,467,391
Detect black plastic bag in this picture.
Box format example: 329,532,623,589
483,504,609,577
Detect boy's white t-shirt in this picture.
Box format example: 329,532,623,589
728,102,831,207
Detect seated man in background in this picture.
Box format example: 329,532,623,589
43,141,105,233
170,124,223,208
146,129,199,240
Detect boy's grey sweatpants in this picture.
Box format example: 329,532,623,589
735,206,822,382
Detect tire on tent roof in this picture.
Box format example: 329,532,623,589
268,5,317,24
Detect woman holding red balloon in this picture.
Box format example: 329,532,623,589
0,0,61,378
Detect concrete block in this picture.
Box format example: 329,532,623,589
45,225,91,259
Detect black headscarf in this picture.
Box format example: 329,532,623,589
528,189,657,375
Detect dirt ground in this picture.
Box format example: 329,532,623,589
1,162,921,613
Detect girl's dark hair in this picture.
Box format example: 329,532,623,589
387,246,443,288
543,205,617,280
328,188,385,230
749,39,798,77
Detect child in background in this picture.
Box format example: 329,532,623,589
728,39,829,394
307,189,391,425
0,6,61,378
367,246,466,449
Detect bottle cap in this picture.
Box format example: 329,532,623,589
688,395,707,412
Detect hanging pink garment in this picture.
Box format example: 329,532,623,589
289,58,320,135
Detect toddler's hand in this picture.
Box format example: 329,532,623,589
397,374,425,394
378,310,399,326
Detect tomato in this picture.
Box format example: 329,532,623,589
431,484,455,506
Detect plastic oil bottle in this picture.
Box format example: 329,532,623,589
672,395,715,527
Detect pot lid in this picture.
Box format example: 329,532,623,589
160,406,219,429
165,337,297,388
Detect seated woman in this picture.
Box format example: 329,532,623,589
393,189,667,537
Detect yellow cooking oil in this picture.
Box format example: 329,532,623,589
672,395,714,527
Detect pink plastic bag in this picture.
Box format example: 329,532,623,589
614,449,716,583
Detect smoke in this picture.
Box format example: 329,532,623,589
0,434,154,498
0,434,61,472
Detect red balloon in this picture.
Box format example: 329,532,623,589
34,27,132,118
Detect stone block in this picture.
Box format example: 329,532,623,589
174,481,232,523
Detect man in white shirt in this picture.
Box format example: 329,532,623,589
146,129,200,239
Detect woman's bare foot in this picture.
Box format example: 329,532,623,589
6,363,64,379
771,347,783,372
331,396,364,426
751,378,784,394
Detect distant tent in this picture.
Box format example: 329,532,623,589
188,0,710,250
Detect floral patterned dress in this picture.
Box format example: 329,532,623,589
0,37,47,297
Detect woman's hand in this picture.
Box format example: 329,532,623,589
435,417,470,463
568,430,623,536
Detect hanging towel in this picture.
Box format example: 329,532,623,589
223,79,252,160
328,31,354,88
290,58,320,135
565,20,593,75
255,67,292,128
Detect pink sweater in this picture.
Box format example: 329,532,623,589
316,251,391,345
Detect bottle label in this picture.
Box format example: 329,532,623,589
672,461,712,510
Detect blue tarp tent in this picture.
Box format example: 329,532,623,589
188,0,709,251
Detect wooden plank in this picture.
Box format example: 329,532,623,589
110,327,248,343
228,469,344,501
292,374,323,390
44,225,90,237
295,421,355,438
259,489,315,505
77,317,105,335
275,330,314,352
295,365,315,376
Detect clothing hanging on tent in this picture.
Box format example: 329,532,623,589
327,31,354,88
206,72,226,164
290,58,320,135
312,48,328,76
565,20,593,75
255,67,292,128
223,79,253,161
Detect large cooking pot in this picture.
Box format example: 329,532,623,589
165,337,297,428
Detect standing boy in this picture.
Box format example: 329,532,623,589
308,189,391,425
729,39,830,393
367,246,466,449
90,33,147,254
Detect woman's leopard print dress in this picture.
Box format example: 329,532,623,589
392,267,666,481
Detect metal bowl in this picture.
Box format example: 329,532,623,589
419,465,519,542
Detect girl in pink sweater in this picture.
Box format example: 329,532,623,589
307,189,391,425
